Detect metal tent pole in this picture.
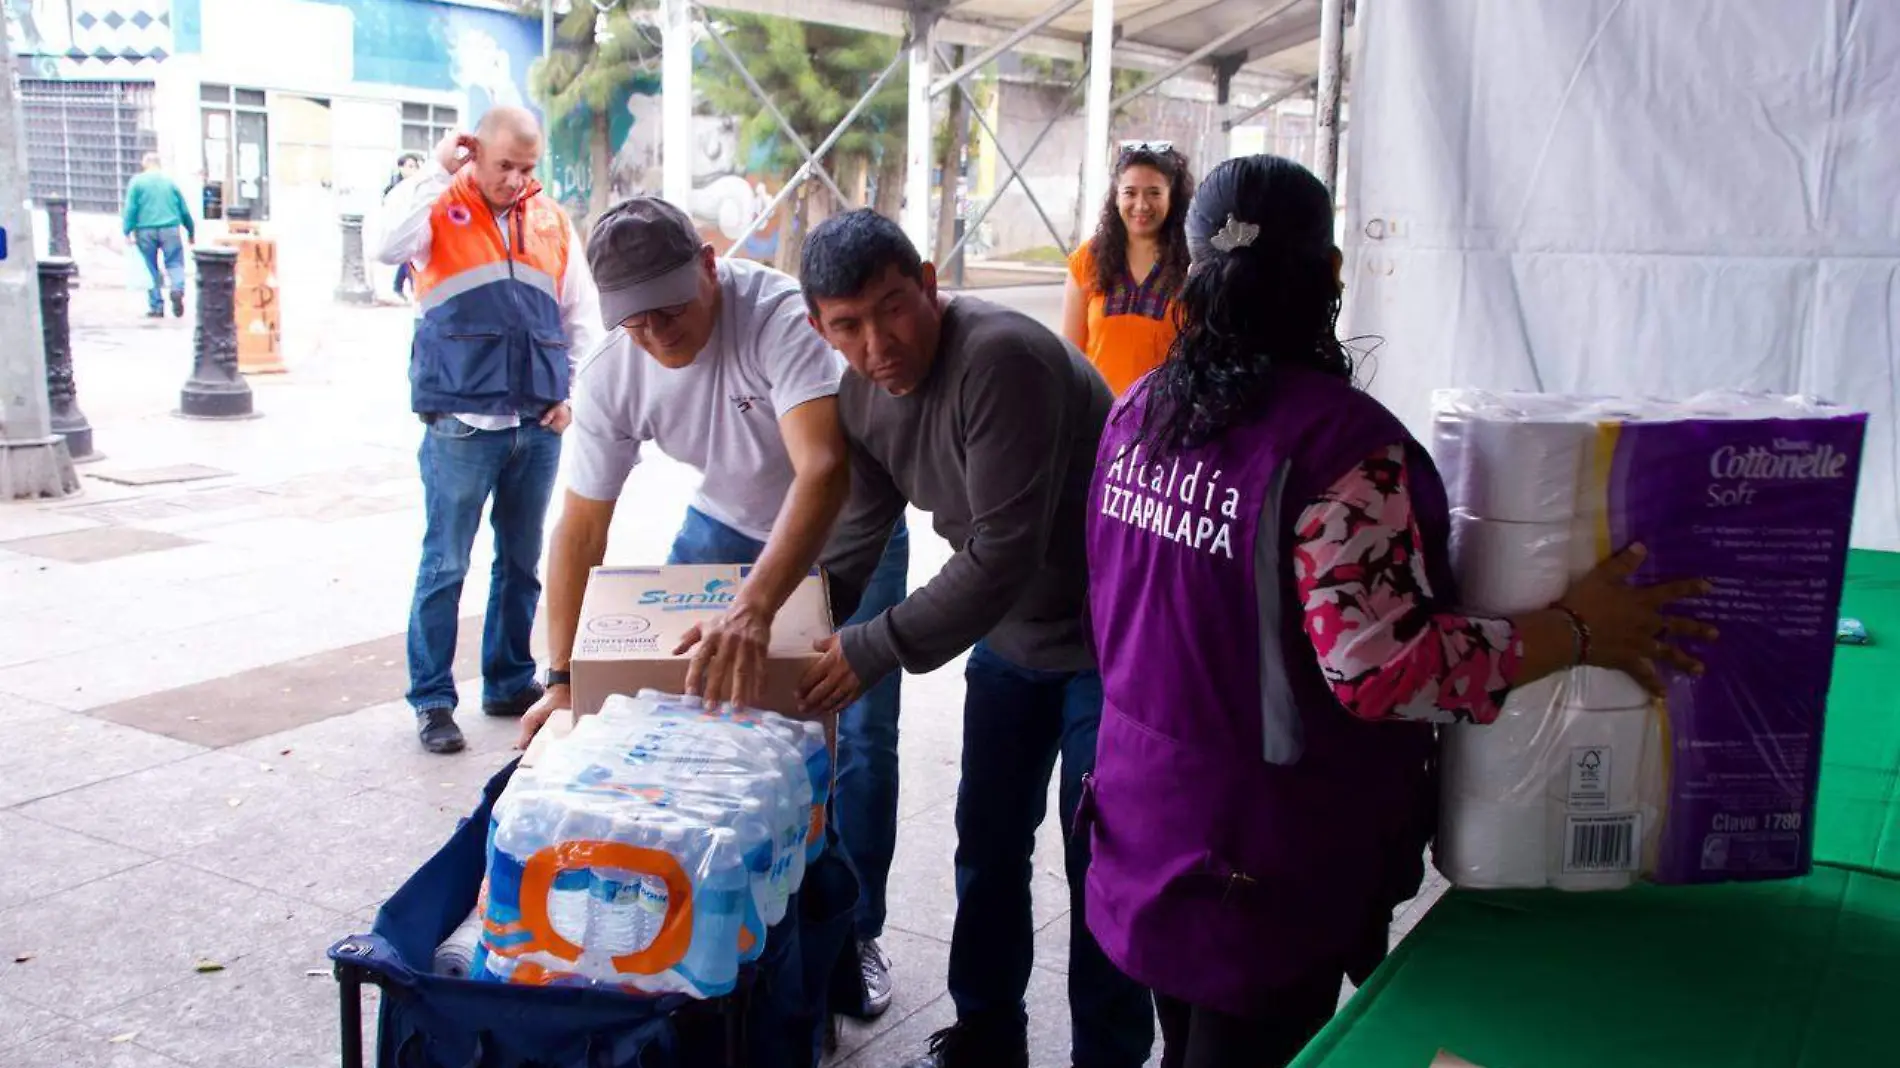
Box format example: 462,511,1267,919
700,14,850,207
1313,0,1347,195
932,43,1071,256
726,45,911,255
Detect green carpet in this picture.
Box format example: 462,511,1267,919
1290,550,1900,1068
1814,549,1900,877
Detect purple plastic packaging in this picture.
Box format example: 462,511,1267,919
1594,409,1867,883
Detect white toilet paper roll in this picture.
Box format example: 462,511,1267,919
1547,704,1660,892
1433,413,1593,523
1450,512,1595,616
1436,801,1549,889
1439,679,1569,890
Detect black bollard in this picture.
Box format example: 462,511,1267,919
334,213,376,304
43,195,78,286
177,247,256,419
38,257,98,462
43,195,72,258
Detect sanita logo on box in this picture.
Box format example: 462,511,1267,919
640,578,737,610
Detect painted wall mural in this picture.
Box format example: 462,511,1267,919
7,0,174,75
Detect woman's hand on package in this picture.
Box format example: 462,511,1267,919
515,683,571,750
675,606,770,708
1557,544,1719,694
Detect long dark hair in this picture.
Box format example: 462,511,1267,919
1087,145,1194,299
1134,154,1350,455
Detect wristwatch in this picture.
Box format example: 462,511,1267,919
545,668,572,688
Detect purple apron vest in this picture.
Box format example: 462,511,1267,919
1080,366,1453,1015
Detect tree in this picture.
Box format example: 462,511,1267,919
696,13,910,271
522,0,664,222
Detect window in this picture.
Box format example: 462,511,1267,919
402,103,460,154
20,80,158,213
201,83,272,220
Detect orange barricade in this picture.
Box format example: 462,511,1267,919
216,220,286,375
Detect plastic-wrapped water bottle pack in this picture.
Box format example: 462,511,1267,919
469,690,831,999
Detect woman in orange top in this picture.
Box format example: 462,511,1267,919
1063,141,1195,395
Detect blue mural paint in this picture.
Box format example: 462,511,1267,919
302,0,542,124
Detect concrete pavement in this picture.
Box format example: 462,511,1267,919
0,274,1443,1068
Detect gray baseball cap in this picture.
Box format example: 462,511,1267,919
586,196,706,329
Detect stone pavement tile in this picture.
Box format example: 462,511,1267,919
831,928,953,1063
83,615,483,748
839,956,1144,1068
88,903,369,1068
0,813,156,912
895,672,967,821
0,508,105,544
0,993,75,1052
880,791,1070,949
0,690,73,722
16,749,360,856
0,861,338,1018
3,1025,190,1068
232,695,523,796
173,785,462,915
0,713,203,809
1,527,203,565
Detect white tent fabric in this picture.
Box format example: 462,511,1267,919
1341,0,1900,550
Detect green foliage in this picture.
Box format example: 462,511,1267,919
522,0,664,123
694,13,909,181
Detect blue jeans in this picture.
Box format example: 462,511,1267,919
134,227,185,312
406,417,562,713
951,643,1155,1068
666,505,910,941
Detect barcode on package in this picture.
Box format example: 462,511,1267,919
1563,814,1639,873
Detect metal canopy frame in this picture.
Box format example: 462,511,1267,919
647,0,1347,271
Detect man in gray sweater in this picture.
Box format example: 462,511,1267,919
798,210,1153,1068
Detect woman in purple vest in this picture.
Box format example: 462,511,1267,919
1079,155,1715,1068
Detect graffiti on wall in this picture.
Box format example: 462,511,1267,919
548,74,783,261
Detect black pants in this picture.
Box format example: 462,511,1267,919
1152,970,1346,1068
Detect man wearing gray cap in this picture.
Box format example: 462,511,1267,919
517,197,913,1017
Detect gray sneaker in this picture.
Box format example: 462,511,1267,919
858,938,894,1019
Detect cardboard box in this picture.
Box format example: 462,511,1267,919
571,564,835,721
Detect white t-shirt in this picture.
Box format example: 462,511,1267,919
564,258,845,541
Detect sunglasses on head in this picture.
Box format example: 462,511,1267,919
1119,139,1175,157
622,301,692,329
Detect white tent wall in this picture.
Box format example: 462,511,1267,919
1340,0,1900,550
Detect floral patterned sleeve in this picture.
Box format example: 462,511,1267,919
1292,444,1522,725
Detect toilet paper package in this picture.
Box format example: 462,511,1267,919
1433,389,1867,888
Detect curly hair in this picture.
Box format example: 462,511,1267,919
1132,154,1351,455
1086,145,1194,300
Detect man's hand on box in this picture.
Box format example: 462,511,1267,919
676,606,771,708
797,634,863,717
516,683,571,750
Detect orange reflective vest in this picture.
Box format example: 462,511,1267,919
409,173,574,416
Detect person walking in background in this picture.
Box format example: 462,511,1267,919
122,152,196,319
384,152,424,303
373,107,601,755
1078,155,1716,1068
1061,142,1193,395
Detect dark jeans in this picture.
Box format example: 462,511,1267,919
665,505,910,941
134,227,185,312
950,643,1154,1068
1153,981,1341,1068
405,417,562,713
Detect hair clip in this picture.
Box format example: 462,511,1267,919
1208,214,1261,253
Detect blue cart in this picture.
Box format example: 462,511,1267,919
328,759,864,1068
